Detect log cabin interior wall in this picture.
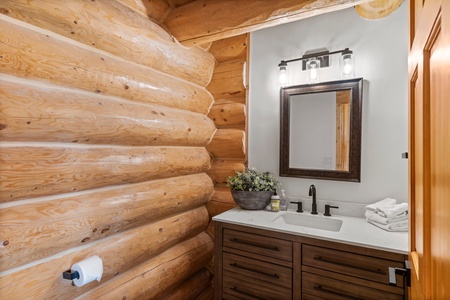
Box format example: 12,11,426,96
0,0,217,298
205,34,249,232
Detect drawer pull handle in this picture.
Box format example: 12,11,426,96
230,287,268,300
313,285,363,300
313,256,386,275
229,263,280,279
229,238,280,251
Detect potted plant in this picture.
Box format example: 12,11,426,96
227,168,280,210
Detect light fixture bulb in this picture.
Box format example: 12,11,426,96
342,58,352,75
306,58,320,84
340,49,354,78
278,61,288,86
310,66,318,80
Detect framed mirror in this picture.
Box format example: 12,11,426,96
280,78,363,182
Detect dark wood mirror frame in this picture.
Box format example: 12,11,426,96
280,77,363,182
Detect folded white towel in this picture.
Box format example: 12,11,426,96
367,219,408,232
365,198,397,213
365,210,408,224
376,203,409,219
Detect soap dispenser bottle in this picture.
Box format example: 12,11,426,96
271,191,280,212
280,190,289,211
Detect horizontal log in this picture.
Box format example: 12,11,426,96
0,16,213,114
0,0,214,86
0,173,213,271
0,145,211,202
206,200,236,218
206,221,215,238
206,129,245,159
79,232,214,299
0,76,216,146
171,0,197,8
208,102,246,128
214,97,246,105
213,59,246,75
164,0,369,46
207,257,214,275
115,0,171,22
196,286,215,300
198,41,213,51
0,208,210,299
207,60,246,99
207,159,245,185
154,268,212,300
211,186,234,204
209,34,248,63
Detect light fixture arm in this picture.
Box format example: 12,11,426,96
281,48,351,65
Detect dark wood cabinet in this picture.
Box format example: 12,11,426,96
215,222,407,300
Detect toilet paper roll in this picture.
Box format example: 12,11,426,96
71,255,103,287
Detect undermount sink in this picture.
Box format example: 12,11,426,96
273,212,343,232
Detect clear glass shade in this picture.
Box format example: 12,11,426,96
278,64,288,86
306,59,320,84
340,52,355,78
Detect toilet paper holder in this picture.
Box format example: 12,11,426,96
61,255,103,286
62,270,80,281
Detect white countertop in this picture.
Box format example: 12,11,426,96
213,207,408,255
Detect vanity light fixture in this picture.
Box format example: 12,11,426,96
277,47,355,85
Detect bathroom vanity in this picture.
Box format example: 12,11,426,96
213,208,408,300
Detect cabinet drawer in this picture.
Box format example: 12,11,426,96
302,244,404,287
223,229,292,261
302,272,404,300
223,252,292,289
223,274,291,300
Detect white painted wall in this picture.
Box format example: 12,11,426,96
248,3,408,206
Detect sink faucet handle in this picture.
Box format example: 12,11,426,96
324,205,339,216
290,201,303,213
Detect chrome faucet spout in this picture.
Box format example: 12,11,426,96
309,185,318,214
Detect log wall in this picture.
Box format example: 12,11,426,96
0,1,216,299
206,33,249,226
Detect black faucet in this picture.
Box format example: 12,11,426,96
309,185,318,214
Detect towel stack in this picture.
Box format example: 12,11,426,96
365,198,408,232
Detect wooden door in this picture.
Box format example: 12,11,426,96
408,0,450,299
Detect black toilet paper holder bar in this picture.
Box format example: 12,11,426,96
62,270,80,281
